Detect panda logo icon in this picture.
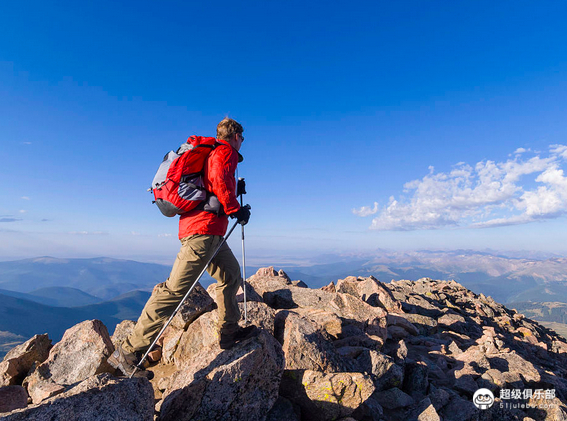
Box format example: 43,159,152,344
473,388,495,410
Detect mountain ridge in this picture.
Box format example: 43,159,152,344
0,289,150,355
2,267,567,420
0,256,170,300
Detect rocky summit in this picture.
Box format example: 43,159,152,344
2,267,567,421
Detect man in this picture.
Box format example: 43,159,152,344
109,117,254,377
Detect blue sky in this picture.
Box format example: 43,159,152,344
1,1,567,264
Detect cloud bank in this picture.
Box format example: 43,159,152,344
69,231,108,235
354,144,567,231
0,218,22,223
352,202,379,217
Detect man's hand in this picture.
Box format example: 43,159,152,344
230,205,251,226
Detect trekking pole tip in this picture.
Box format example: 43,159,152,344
129,367,138,379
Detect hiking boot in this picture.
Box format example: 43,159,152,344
108,345,154,379
219,325,259,350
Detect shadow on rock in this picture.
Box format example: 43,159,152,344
158,329,284,421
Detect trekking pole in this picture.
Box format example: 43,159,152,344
238,177,248,325
130,219,242,378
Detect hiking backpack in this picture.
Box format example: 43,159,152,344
150,136,217,217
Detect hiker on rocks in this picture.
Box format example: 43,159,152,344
109,117,255,377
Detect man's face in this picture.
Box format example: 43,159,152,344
229,133,244,151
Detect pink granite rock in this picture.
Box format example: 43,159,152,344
159,330,284,421
4,374,154,421
22,320,114,404
0,334,51,387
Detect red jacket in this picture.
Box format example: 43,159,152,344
178,138,241,238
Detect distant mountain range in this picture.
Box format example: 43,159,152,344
0,331,26,358
0,287,102,307
511,302,567,324
0,257,170,300
2,252,567,304
1,252,567,357
277,250,567,304
0,289,150,346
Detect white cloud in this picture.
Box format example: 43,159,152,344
353,202,379,217
21,196,30,200
19,210,27,214
469,215,531,228
365,144,567,231
158,233,172,237
514,147,528,154
550,144,567,160
69,231,108,235
519,166,567,217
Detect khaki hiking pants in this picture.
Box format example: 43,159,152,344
123,234,241,354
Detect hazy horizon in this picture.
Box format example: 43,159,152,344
0,246,564,268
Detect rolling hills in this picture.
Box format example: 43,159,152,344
0,256,170,299
0,289,150,353
0,287,102,307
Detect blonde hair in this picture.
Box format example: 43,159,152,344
216,117,243,140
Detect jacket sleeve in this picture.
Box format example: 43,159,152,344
207,145,241,215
